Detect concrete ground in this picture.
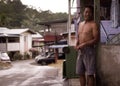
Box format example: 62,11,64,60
49,60,80,86
0,59,80,86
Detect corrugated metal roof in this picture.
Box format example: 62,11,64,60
0,28,35,34
44,34,62,42
7,29,29,34
0,27,9,33
32,32,43,38
0,27,9,30
0,33,19,37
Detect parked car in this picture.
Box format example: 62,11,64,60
35,53,65,65
0,52,11,63
50,53,65,59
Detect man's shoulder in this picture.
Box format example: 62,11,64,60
93,21,98,27
79,21,85,25
92,21,97,24
89,21,97,27
80,20,96,24
79,21,97,26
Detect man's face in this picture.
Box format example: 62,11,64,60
83,8,93,21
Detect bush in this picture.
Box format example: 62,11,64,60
23,52,31,60
13,52,23,60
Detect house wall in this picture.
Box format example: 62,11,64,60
27,34,32,51
97,44,120,86
20,32,32,54
19,35,24,54
7,43,20,51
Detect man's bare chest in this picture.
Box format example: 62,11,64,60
79,25,92,34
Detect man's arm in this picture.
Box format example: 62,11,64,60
75,37,79,49
75,23,81,50
85,23,99,45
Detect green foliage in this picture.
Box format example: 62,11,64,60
23,52,31,60
0,0,26,28
0,0,68,31
13,52,23,60
7,51,31,60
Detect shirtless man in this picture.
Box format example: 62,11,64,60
75,5,99,86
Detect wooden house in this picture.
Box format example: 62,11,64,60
0,27,35,55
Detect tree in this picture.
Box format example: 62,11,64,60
21,8,41,31
0,0,68,31
0,0,26,28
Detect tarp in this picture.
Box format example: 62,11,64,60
49,44,68,49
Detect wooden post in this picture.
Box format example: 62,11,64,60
94,0,100,24
54,48,58,63
6,37,8,52
94,0,100,86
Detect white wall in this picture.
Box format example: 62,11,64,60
7,43,20,51
20,35,24,54
20,32,32,54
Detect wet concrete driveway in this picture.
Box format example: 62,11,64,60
0,59,64,86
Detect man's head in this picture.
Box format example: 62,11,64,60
83,5,94,21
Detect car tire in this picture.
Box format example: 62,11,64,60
41,61,47,65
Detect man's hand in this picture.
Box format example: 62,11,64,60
75,43,86,50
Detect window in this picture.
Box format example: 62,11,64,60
8,37,19,43
0,37,6,43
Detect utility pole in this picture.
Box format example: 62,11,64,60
68,0,71,45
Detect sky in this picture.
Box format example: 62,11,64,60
21,0,76,14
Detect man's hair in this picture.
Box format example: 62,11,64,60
84,5,94,15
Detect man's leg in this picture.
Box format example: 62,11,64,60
87,75,95,86
80,74,86,86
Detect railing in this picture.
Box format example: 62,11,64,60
108,33,120,44
0,43,20,52
100,21,120,44
100,22,110,43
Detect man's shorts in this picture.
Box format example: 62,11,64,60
76,46,96,75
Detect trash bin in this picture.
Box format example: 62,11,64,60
63,46,79,78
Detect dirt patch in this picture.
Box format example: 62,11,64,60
0,62,12,70
30,61,42,66
48,60,63,69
